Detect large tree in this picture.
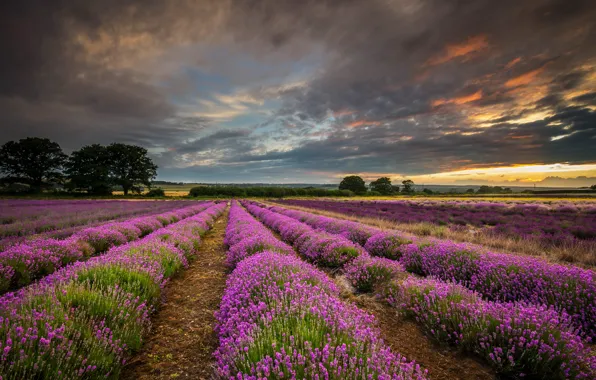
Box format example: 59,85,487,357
339,175,367,194
65,144,112,195
369,177,394,195
107,143,158,195
0,137,67,192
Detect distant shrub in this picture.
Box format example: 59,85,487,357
189,186,246,197
344,255,404,292
146,188,165,197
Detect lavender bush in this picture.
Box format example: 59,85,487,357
385,277,596,379
275,199,596,252
249,201,416,259
0,202,213,294
258,201,596,340
364,231,415,260
215,251,427,379
344,255,404,292
224,201,294,268
400,241,596,340
243,202,367,268
0,202,225,379
0,199,198,241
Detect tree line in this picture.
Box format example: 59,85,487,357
189,186,353,198
339,175,416,195
0,137,157,195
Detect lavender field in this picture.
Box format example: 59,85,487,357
0,198,595,379
276,199,596,266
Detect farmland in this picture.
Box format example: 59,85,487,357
0,198,594,379
275,199,596,266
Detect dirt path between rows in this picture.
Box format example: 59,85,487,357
121,208,229,380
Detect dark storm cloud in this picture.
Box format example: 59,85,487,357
1,0,595,181
174,129,252,155
572,92,596,105
0,0,229,152
220,105,596,176
238,0,595,114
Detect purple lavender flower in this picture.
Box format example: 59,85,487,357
215,251,427,379
400,241,596,339
385,276,596,379
0,202,226,379
364,231,415,260
344,255,404,292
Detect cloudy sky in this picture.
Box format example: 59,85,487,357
2,0,596,186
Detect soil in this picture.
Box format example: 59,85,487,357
121,208,229,380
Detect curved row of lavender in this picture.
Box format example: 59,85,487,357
0,199,121,221
242,202,367,268
0,201,194,251
223,201,294,268
258,202,596,341
0,201,212,294
216,201,426,379
0,202,203,253
0,199,195,240
385,277,596,379
277,199,596,248
240,201,402,293
243,201,596,379
0,202,226,379
0,199,186,222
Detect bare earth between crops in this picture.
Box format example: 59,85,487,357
121,208,230,379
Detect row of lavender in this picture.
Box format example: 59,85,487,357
277,199,596,245
215,201,426,379
244,201,596,379
0,199,122,219
0,202,211,294
262,202,596,341
0,199,184,220
0,200,194,240
0,202,226,379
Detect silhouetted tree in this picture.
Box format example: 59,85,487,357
369,177,394,195
401,179,414,193
0,137,67,192
65,144,112,195
107,143,158,195
339,175,367,194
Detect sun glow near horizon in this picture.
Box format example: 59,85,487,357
340,163,596,187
